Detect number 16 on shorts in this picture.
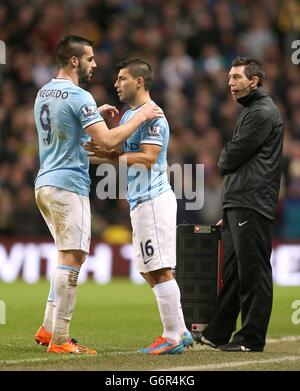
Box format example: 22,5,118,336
140,239,154,264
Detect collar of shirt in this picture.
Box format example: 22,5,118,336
237,87,267,107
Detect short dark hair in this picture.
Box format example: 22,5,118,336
232,57,265,87
56,35,93,67
115,59,153,90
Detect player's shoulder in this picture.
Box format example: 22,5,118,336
150,115,168,126
149,115,169,131
69,87,97,115
36,79,91,99
143,116,169,140
149,100,168,125
70,84,93,101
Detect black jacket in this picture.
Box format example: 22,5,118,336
218,87,284,220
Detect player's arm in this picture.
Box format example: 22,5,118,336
87,147,122,165
120,144,161,169
89,156,112,165
86,102,163,150
118,117,165,168
85,142,161,169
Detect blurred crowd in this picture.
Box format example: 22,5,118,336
1,0,300,241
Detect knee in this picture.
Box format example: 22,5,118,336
149,268,174,285
59,250,87,267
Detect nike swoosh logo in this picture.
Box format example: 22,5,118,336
238,221,248,227
143,258,153,264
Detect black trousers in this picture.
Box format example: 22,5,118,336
203,208,273,350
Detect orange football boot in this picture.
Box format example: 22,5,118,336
47,338,97,354
34,326,52,346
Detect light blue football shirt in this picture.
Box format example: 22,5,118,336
120,102,171,210
34,78,103,196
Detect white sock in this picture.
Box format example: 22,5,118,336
52,265,80,345
154,281,188,338
178,302,189,335
42,269,56,332
154,279,182,344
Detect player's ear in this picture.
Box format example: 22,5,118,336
136,76,144,89
69,56,79,68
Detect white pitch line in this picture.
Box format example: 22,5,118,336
267,335,300,343
0,350,136,365
1,357,56,365
160,355,300,371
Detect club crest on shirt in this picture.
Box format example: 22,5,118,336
148,125,161,137
82,105,97,117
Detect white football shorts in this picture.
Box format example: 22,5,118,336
35,186,91,253
130,189,177,273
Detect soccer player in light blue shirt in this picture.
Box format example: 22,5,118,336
85,59,192,354
119,108,171,209
33,37,163,354
34,78,103,196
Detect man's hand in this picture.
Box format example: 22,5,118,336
138,102,164,122
84,141,122,162
98,104,119,120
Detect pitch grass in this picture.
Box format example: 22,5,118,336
0,279,299,371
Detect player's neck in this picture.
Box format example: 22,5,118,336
56,70,78,85
130,92,151,110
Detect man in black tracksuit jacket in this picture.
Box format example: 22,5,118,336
201,57,284,352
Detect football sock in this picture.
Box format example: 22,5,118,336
154,279,182,345
178,298,189,335
51,265,80,345
42,269,56,332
